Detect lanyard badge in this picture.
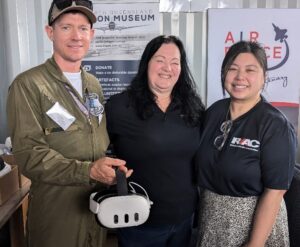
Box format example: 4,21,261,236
85,93,104,124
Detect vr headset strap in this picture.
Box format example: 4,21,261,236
116,169,128,196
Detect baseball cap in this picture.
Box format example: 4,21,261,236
48,0,96,26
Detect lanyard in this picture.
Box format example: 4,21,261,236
64,84,90,118
64,84,104,125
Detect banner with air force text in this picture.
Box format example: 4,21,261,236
207,8,300,131
83,1,160,100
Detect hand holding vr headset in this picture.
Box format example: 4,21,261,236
90,157,133,185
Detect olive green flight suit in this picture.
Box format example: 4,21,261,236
7,57,109,247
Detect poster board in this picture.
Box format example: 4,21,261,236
207,9,300,131
83,1,160,100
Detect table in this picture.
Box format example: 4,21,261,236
0,182,30,247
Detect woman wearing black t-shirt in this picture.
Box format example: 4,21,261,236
106,35,205,247
196,41,297,247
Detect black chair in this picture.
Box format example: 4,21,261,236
284,163,300,247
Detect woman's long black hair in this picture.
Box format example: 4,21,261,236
127,35,205,127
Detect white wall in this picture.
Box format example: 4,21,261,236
0,0,52,142
0,0,9,143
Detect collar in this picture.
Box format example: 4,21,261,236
45,57,92,100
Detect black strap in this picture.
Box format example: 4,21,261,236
116,169,128,196
0,156,5,170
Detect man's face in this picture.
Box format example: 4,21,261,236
46,12,94,70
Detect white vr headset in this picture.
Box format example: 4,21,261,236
90,169,153,229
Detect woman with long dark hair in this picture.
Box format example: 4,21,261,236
106,35,205,247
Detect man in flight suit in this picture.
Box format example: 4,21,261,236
6,1,132,246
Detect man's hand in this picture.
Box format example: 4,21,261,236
90,157,133,185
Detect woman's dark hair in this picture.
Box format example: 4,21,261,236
221,41,267,95
127,35,205,127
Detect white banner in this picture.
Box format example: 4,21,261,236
83,2,160,100
207,8,300,130
86,2,160,61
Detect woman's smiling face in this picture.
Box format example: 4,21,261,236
225,52,265,104
147,43,181,96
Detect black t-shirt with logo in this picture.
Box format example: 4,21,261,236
196,97,296,197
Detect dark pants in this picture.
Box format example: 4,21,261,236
117,216,193,247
